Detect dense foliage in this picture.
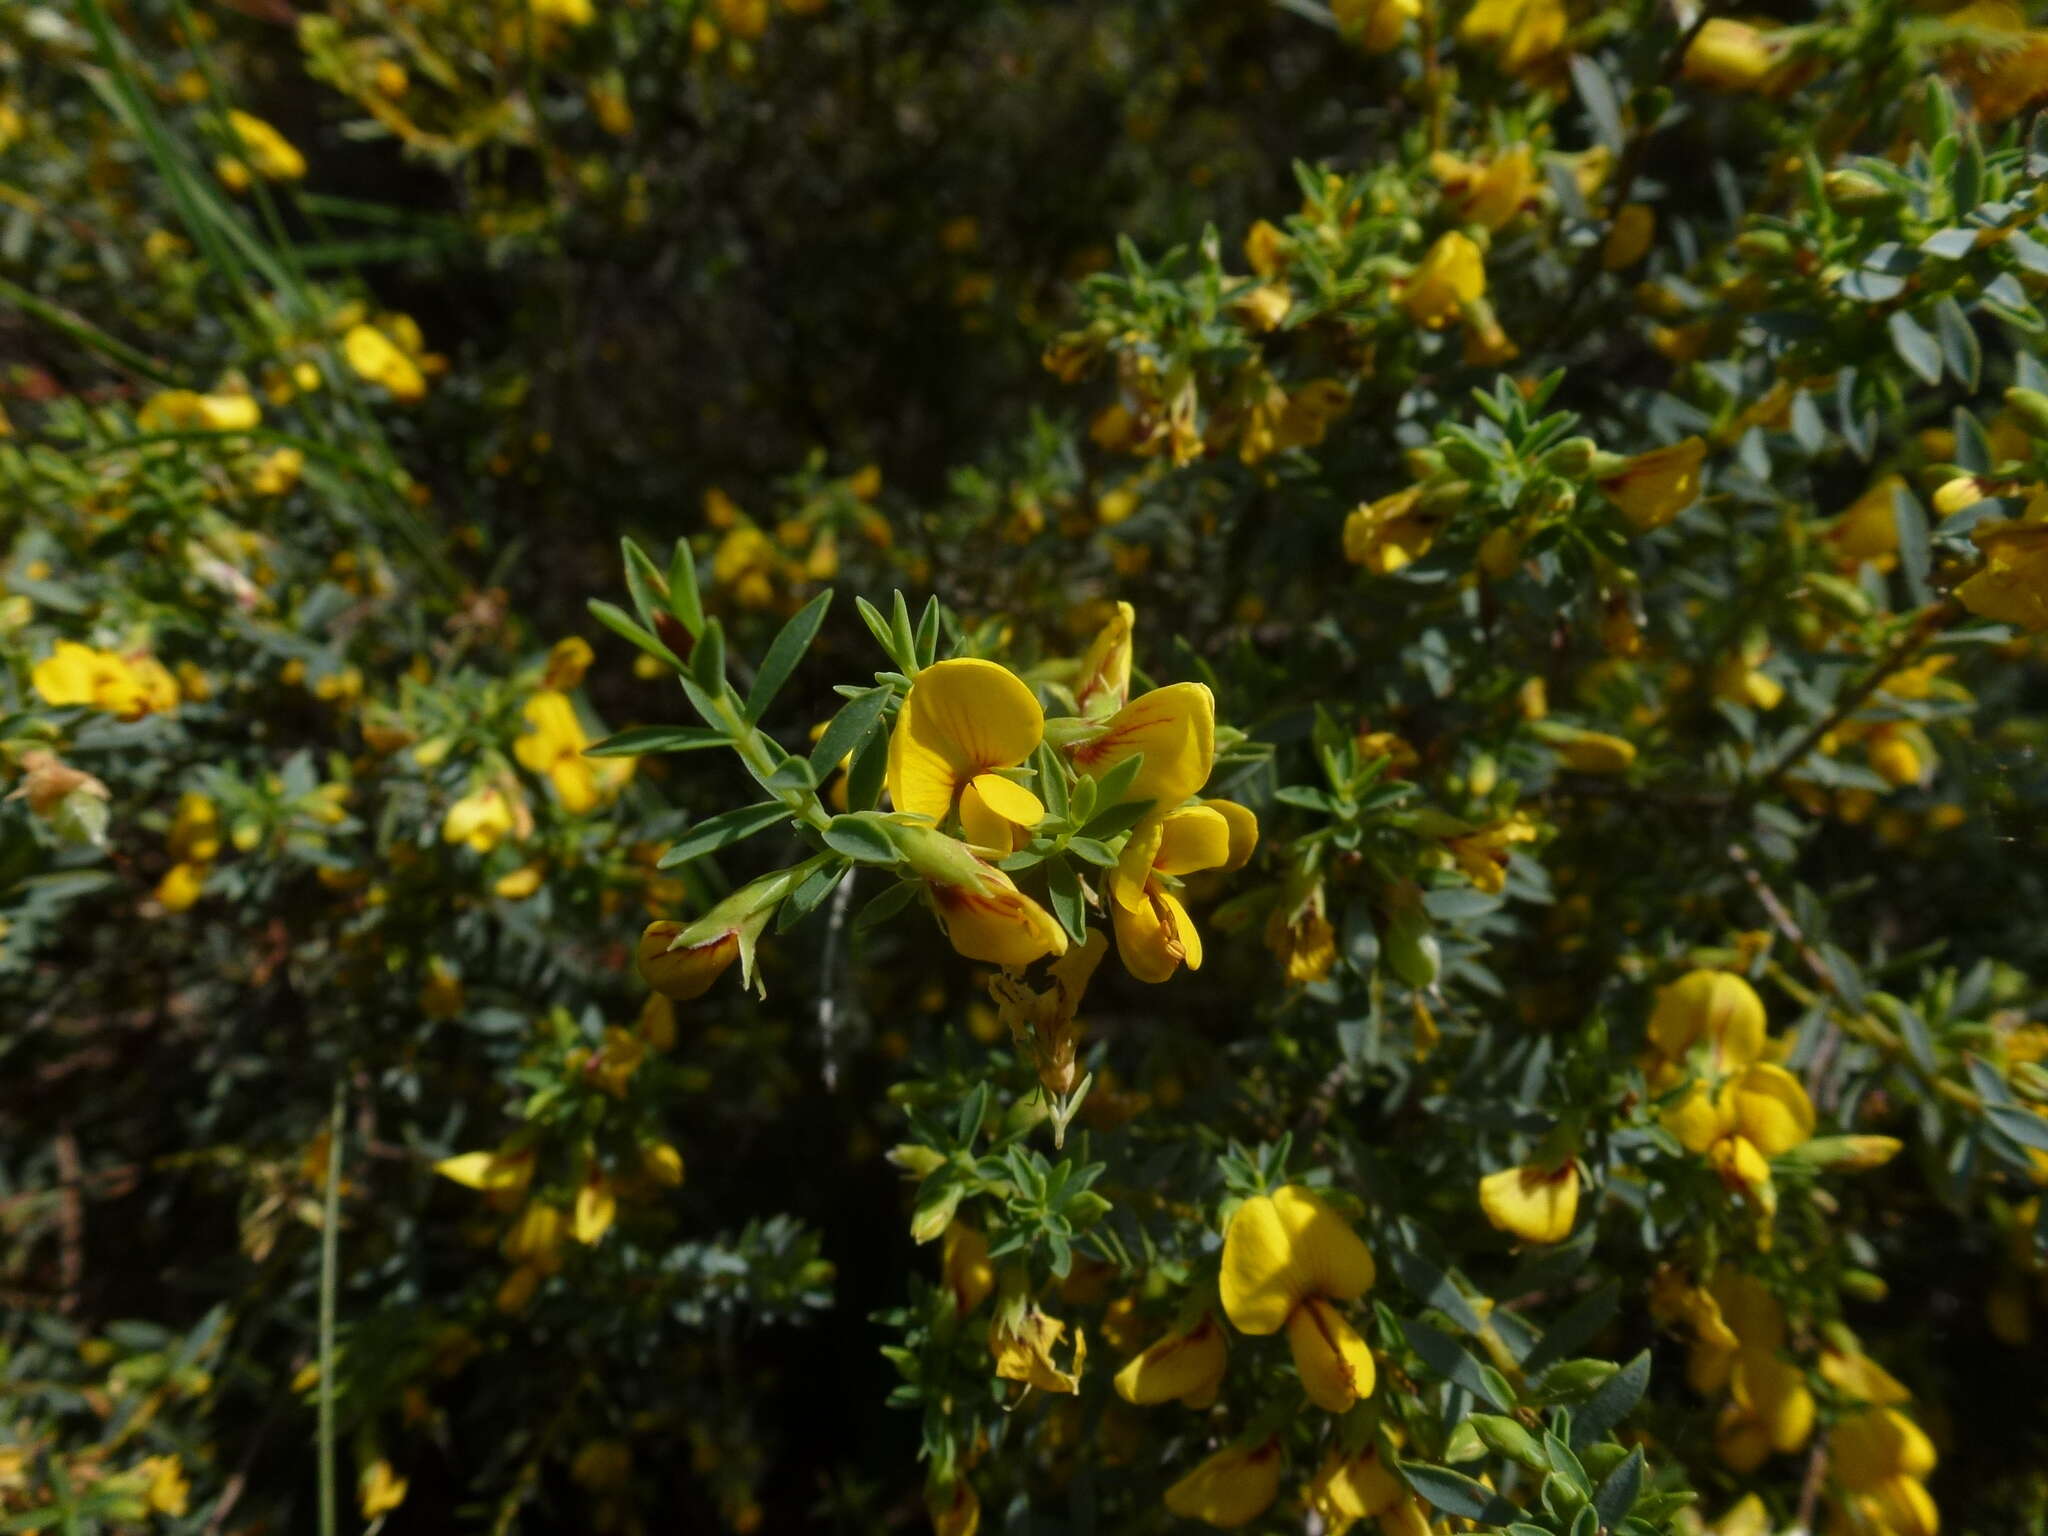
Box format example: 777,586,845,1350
6,0,2048,1533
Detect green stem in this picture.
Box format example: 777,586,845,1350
0,277,184,386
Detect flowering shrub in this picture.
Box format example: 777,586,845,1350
6,0,2048,1532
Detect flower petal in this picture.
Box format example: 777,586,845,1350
1219,1185,1373,1335
1154,805,1231,876
968,771,1046,828
1069,681,1215,815
1478,1163,1579,1244
1286,1295,1376,1411
887,659,1044,823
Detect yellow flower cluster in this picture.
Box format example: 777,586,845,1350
32,641,181,720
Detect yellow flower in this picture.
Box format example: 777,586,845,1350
343,323,427,403
1818,1345,1910,1406
1244,219,1291,277
420,956,464,1020
1947,1,2048,121
1067,681,1216,816
33,641,177,719
168,791,222,863
1401,231,1485,329
574,1175,618,1244
435,1144,535,1200
443,786,517,853
1648,969,1767,1073
1600,437,1706,530
1478,1162,1579,1244
1551,729,1637,774
989,1306,1085,1394
1665,1062,1815,1213
1163,1438,1283,1528
941,1222,995,1315
1074,601,1135,718
1682,19,1787,92
571,1439,633,1492
1221,1185,1377,1411
1307,1445,1405,1534
156,860,209,913
1458,0,1567,76
1109,804,1231,982
1113,1311,1229,1408
1603,203,1656,269
515,690,629,813
887,658,1047,837
1432,144,1536,231
502,1201,568,1273
532,0,596,24
358,1457,409,1519
1956,519,2048,631
544,635,595,690
1716,1344,1814,1470
638,918,742,1000
495,863,545,900
248,446,305,496
1266,895,1337,985
225,110,305,180
1832,1406,1936,1488
1447,811,1537,894
1344,487,1439,573
1332,0,1420,52
927,1476,981,1536
642,1141,686,1187
1825,475,1906,567
929,857,1069,968
591,1026,644,1098
1205,797,1260,872
141,1455,190,1517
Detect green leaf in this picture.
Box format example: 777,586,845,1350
1401,1318,1507,1409
588,599,683,671
622,537,668,630
822,815,900,864
746,589,834,723
1591,1444,1644,1529
667,538,706,638
1933,297,1981,390
1524,1281,1620,1376
855,877,922,933
1892,483,1932,606
657,801,789,868
811,686,892,779
1568,55,1624,155
692,618,728,694
778,861,850,931
585,725,726,758
1570,1349,1650,1447
1888,310,1943,387
1045,856,1088,945
846,723,891,812
1086,749,1146,806
1078,797,1154,841
1397,1463,1520,1525
1987,1103,2048,1153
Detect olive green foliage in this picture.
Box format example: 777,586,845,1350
5,0,2048,1533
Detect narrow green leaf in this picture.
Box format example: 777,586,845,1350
692,618,728,693
822,815,901,864
746,589,834,723
1887,310,1943,387
1570,1349,1650,1447
1591,1444,1645,1529
585,725,726,757
1045,856,1088,945
622,538,668,630
588,599,683,671
1397,1463,1519,1525
811,686,892,779
667,538,705,638
657,801,789,868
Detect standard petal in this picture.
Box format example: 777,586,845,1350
1162,1440,1282,1529
1730,1063,1815,1156
1272,1184,1376,1302
1112,1313,1228,1406
1069,681,1215,814
1478,1163,1579,1244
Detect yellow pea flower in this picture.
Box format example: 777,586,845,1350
443,786,517,853
930,857,1069,968
591,1026,644,1098
1163,1438,1283,1528
225,110,306,180
167,791,222,863
641,916,744,1001
887,658,1047,835
515,690,629,813
1716,1345,1815,1469
1705,1493,1771,1536
1833,1406,1936,1488
141,1455,190,1517
1204,797,1260,871
1067,680,1216,815
1401,231,1485,329
1244,219,1290,277
435,1144,535,1201
1817,1345,1910,1406
989,1306,1085,1394
1603,203,1656,269
926,1476,980,1536
543,635,595,689
155,861,209,913
1332,0,1420,51
573,1175,617,1244
641,1141,686,1187
1108,804,1231,982
1550,729,1637,774
1665,1062,1815,1217
1647,969,1767,1074
420,957,464,1020
357,1458,408,1519
1600,436,1706,530
1478,1162,1580,1244
343,323,427,403
1306,1445,1404,1533
1956,519,2048,631
1682,19,1787,92
248,446,304,496
941,1222,995,1315
1459,0,1567,76
1073,601,1136,718
1113,1311,1229,1408
502,1200,568,1274
495,863,545,900
1220,1185,1377,1410
1433,144,1536,231
1344,487,1440,573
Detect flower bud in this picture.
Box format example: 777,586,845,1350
1469,1412,1548,1469
637,919,740,1000
1822,169,1897,213
1798,1135,1903,1171
1542,436,1599,478
2002,387,2048,441
910,1180,964,1245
